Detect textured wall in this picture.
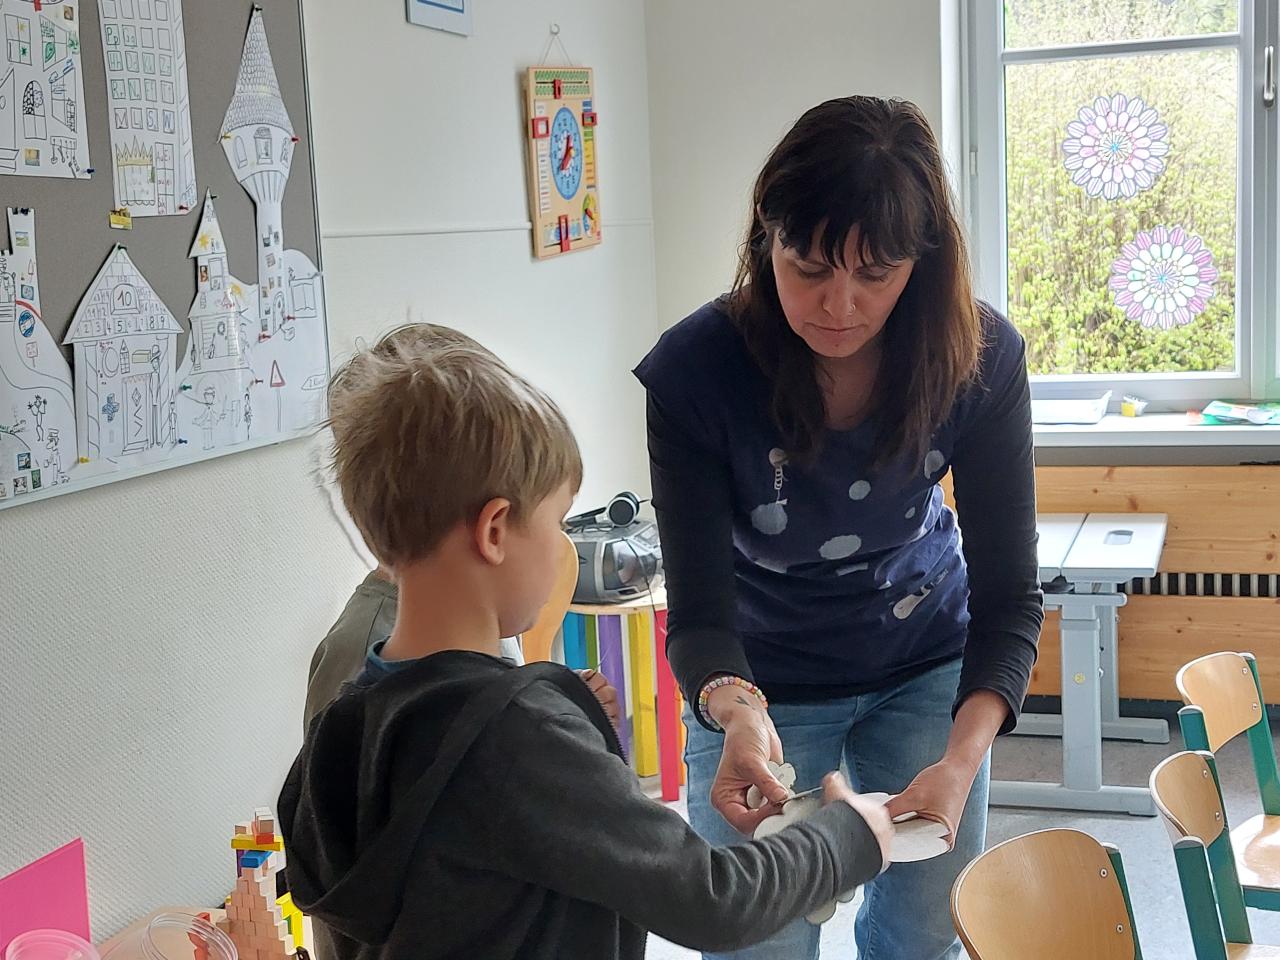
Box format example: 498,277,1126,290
0,0,656,938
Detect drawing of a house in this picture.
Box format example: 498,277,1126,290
0,1,87,179
175,190,255,451
0,208,75,492
98,0,196,215
63,246,181,465
220,9,293,337
187,190,247,374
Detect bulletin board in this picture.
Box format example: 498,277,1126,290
0,0,328,510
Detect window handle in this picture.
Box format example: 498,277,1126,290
1266,45,1276,109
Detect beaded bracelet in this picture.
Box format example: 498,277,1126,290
697,675,769,732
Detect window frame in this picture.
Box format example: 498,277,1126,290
963,0,1275,408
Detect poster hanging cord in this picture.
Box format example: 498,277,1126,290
538,23,575,66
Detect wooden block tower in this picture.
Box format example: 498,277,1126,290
219,808,306,960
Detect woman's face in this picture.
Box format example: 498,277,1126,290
770,226,915,360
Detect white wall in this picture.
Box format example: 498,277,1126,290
643,0,955,327
0,0,656,938
311,0,657,511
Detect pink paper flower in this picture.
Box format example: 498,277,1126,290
1109,225,1218,329
1063,94,1169,200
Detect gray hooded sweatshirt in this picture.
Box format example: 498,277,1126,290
279,654,882,960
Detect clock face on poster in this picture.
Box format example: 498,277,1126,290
551,106,584,200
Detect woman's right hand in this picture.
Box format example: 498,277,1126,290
706,683,791,834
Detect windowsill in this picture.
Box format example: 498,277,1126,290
1034,413,1280,448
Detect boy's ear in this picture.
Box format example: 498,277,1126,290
474,497,512,566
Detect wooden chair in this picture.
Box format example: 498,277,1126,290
519,532,580,663
951,828,1142,959
1177,652,1280,911
1150,751,1280,958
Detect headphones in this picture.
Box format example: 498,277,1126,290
566,490,646,529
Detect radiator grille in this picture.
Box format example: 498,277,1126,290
1126,573,1280,598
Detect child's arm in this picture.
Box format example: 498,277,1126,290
474,705,888,952
575,668,619,726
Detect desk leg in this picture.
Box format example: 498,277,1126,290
1060,611,1103,792
598,615,632,761
1098,599,1170,744
1013,594,1168,745
655,610,682,802
992,608,1155,816
629,612,659,778
562,614,587,670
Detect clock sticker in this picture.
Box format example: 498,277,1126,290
551,106,584,201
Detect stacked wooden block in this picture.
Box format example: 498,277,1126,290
219,809,305,960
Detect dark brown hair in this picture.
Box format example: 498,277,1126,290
731,96,983,469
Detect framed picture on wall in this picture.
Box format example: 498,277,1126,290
406,0,472,36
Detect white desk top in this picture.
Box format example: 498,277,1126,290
1037,514,1087,582
1059,513,1167,581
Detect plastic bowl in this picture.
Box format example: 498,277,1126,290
5,930,100,960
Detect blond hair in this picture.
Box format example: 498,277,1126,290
327,323,582,568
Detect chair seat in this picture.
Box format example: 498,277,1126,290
1233,814,1280,891
1228,944,1280,958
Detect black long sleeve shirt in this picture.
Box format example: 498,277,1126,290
634,300,1043,733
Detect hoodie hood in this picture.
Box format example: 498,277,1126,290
279,651,519,945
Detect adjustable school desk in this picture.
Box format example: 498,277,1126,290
990,513,1169,816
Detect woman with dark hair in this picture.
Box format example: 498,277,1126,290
634,96,1043,958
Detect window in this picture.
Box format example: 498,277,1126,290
966,0,1273,406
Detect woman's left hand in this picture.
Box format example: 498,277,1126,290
883,756,979,848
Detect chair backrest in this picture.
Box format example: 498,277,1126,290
1177,652,1267,751
519,532,580,663
1150,750,1227,846
1176,652,1280,816
951,828,1139,960
1150,751,1252,954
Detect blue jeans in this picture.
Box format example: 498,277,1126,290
684,657,989,960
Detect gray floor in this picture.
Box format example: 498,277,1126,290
646,716,1280,959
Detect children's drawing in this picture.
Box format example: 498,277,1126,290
97,0,196,216
175,189,255,450
63,245,181,467
222,8,292,337
1,3,329,510
0,208,74,494
218,8,327,435
0,0,89,179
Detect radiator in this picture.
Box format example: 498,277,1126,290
1126,573,1280,598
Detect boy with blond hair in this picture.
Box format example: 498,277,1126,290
301,324,615,730
279,324,891,960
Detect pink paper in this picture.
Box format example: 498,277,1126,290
0,839,91,955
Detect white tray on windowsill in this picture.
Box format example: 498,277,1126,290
1034,413,1280,448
